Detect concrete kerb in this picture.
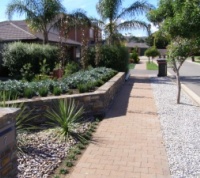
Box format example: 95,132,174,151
167,71,200,106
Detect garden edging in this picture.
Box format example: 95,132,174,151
10,72,125,124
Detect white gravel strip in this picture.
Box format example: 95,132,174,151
151,77,200,178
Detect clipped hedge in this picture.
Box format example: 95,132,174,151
88,45,129,73
145,46,160,59
0,67,117,99
2,42,58,77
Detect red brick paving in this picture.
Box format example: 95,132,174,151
67,62,171,178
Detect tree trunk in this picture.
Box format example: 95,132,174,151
43,31,48,44
176,70,181,104
191,56,195,62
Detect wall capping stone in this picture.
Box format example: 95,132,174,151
0,108,20,178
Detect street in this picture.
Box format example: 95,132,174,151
168,60,200,97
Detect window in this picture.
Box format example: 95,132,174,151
89,28,94,38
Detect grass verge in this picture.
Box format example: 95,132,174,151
146,61,158,70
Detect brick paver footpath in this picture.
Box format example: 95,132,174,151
68,61,171,178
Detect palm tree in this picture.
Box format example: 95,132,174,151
96,0,154,45
6,0,65,44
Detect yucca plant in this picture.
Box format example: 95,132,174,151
45,99,84,141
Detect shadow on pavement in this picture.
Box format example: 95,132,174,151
105,76,151,118
180,76,200,85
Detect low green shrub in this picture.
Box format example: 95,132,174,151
77,143,85,150
2,42,58,78
88,45,129,73
67,153,77,160
53,86,62,96
87,82,96,91
66,161,74,167
94,79,104,87
145,47,160,59
72,147,81,155
64,62,80,76
83,132,92,140
23,87,35,99
38,86,49,97
130,49,140,63
77,83,88,93
77,82,96,93
59,169,68,175
82,140,89,145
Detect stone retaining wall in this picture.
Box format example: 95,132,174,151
11,72,125,124
0,108,20,178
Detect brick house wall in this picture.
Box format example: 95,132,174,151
68,26,102,45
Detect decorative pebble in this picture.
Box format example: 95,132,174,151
17,119,92,177
151,77,200,178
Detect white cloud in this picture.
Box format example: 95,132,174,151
150,23,159,33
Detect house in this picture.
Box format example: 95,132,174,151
68,23,102,45
158,49,167,58
0,20,84,76
126,42,149,56
0,20,82,60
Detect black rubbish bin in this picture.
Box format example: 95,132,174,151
157,59,167,77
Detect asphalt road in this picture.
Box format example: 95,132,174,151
168,61,200,97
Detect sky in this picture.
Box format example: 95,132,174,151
0,0,158,37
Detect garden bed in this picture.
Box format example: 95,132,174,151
7,71,125,124
15,71,125,178
0,67,117,99
17,118,93,178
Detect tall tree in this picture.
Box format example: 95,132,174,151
148,0,200,104
6,0,65,44
96,0,154,45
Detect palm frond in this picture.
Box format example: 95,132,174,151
6,0,37,20
117,0,155,20
96,0,122,20
71,9,91,27
117,20,148,31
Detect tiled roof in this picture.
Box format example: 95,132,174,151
158,49,167,55
126,42,149,48
0,20,81,46
0,21,36,40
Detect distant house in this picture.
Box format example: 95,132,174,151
158,49,167,57
0,20,82,60
125,42,149,56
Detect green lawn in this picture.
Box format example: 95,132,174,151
146,62,158,70
187,56,200,63
194,56,200,63
128,63,135,69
